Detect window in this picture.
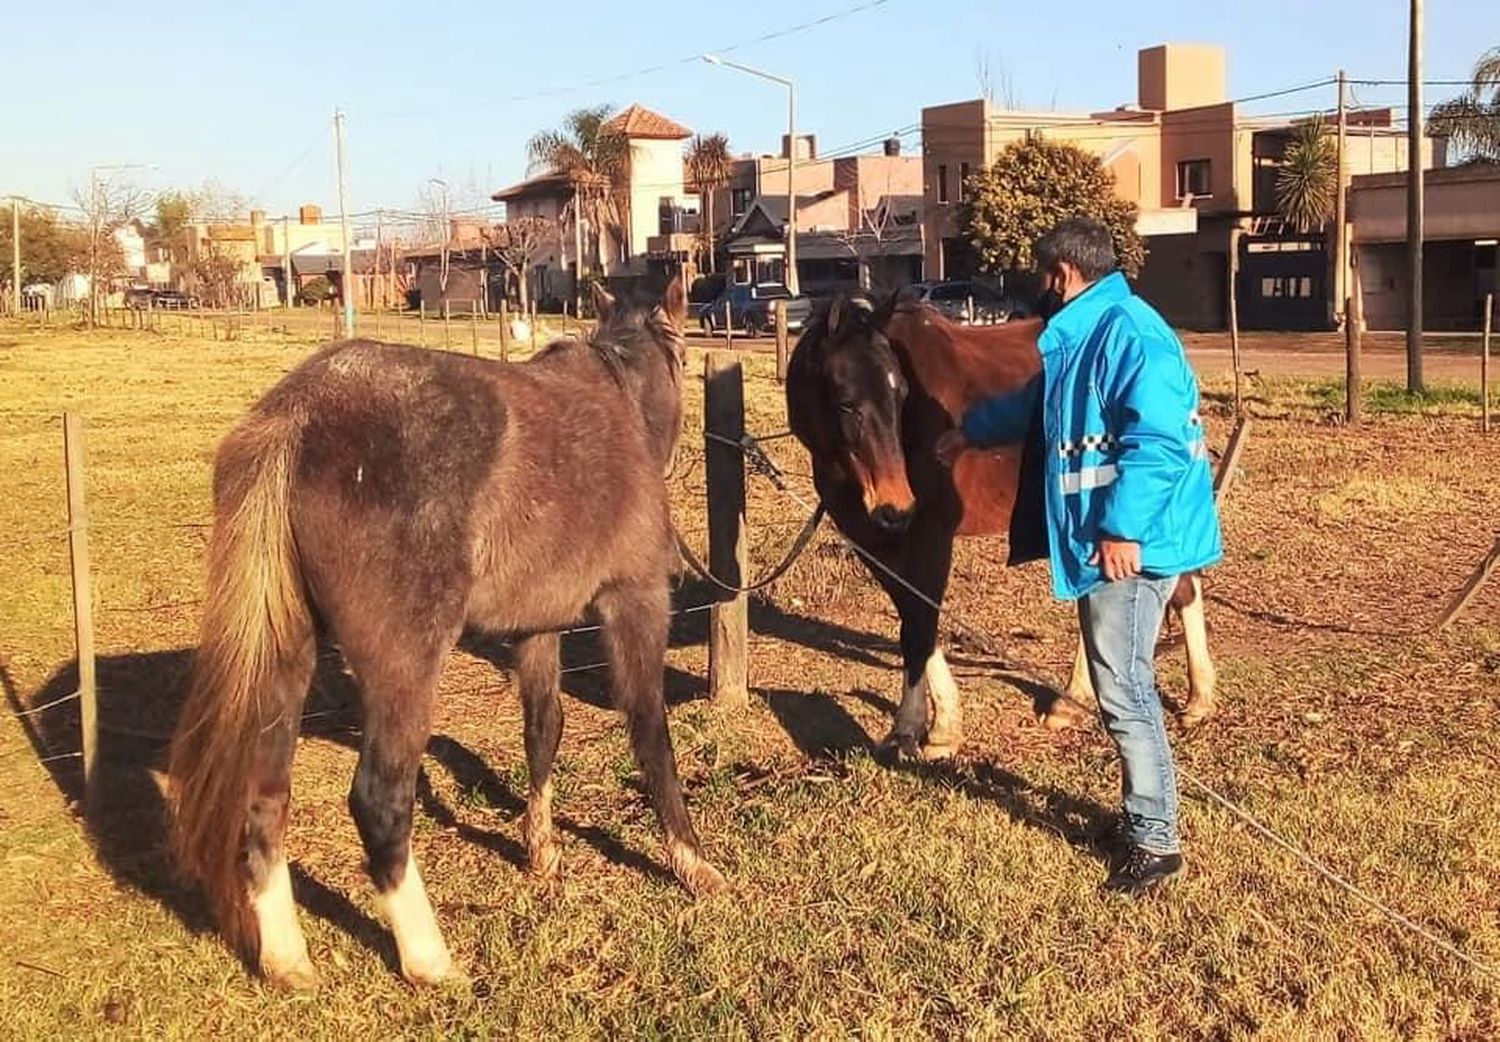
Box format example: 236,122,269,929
730,187,753,217
937,164,950,205
1176,159,1212,199
959,162,970,202
1259,275,1315,299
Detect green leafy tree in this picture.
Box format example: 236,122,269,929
153,192,195,241
958,137,1145,277
527,106,631,276
685,132,733,274
1,204,89,287
1429,46,1500,162
1275,116,1338,232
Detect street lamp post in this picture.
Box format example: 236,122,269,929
703,53,799,295
428,176,451,309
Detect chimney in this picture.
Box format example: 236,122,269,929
780,133,817,161
299,204,322,226
883,137,901,156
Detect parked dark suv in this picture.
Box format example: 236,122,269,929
909,280,1028,324
125,287,200,310
698,282,813,337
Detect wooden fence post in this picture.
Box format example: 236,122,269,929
1347,255,1364,426
1213,416,1253,504
443,300,452,349
1436,533,1500,630
775,299,789,383
470,311,479,356
1482,291,1492,435
63,412,98,810
704,352,748,707
723,298,733,350
499,300,510,362
1228,226,1243,419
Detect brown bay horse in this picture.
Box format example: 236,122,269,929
786,296,1216,760
168,278,725,991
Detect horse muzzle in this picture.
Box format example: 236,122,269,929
869,502,914,534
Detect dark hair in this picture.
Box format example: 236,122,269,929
1034,218,1117,281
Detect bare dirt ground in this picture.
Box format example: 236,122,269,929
1,316,1497,1038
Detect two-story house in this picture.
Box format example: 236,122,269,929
492,104,699,309
921,43,1440,330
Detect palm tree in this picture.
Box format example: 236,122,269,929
1429,46,1500,162
527,106,631,279
1275,116,1338,232
685,133,733,274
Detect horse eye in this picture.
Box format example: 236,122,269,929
837,402,858,415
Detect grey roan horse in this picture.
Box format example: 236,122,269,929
169,277,724,990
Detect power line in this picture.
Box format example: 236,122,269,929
376,0,897,121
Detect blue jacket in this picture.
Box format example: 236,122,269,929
961,271,1223,600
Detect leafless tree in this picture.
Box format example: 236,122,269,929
974,48,1020,110
192,240,244,308
72,174,148,325
482,216,556,315
830,171,911,292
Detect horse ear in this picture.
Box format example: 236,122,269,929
827,294,846,337
871,290,899,329
662,274,687,326
591,282,616,323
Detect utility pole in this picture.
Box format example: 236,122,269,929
374,208,383,311
1406,0,1424,392
10,196,19,316
281,215,292,308
785,82,800,295
1334,70,1348,330
334,108,356,338
572,187,584,318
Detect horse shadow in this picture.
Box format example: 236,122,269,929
0,617,715,970
757,678,1113,864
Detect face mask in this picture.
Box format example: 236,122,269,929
1036,289,1066,321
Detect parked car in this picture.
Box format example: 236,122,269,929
908,280,1029,324
698,282,812,337
125,287,200,310
687,274,728,323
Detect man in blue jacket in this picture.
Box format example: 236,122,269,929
937,218,1222,896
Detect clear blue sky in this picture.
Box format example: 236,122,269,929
3,0,1489,225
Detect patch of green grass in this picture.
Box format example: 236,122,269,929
1302,377,1482,415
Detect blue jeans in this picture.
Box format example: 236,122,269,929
1078,574,1181,854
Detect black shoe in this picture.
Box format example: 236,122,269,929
1103,845,1185,897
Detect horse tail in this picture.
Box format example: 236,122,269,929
168,409,310,950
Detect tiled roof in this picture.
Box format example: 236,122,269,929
604,104,692,140
490,170,574,202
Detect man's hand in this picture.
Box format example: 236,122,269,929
935,428,968,467
1090,538,1141,582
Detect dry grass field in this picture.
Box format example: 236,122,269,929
1,315,1498,1039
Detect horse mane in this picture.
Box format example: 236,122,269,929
537,299,681,387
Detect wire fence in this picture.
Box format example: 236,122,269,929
8,343,1500,986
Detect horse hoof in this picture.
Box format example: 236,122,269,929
1179,699,1217,728
1040,698,1090,731
528,841,562,883
401,950,464,989
262,955,319,992
918,742,959,761
880,731,924,762
668,841,729,897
